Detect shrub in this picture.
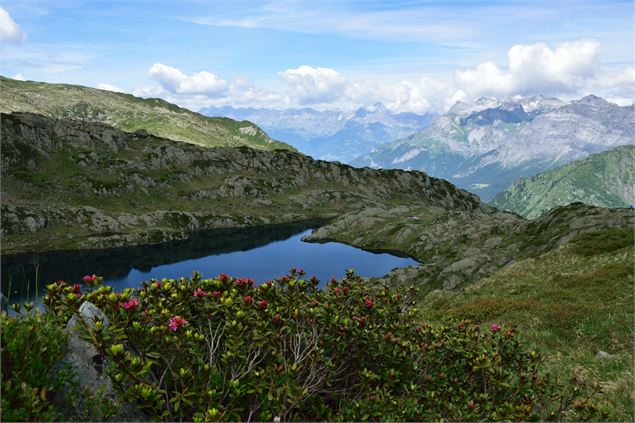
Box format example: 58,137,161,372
571,228,634,256
446,299,540,323
0,307,67,421
43,270,595,422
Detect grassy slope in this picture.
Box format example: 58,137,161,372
0,76,295,152
421,228,635,421
491,145,635,218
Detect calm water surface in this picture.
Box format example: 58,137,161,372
1,222,418,303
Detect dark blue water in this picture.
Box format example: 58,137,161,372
1,222,418,303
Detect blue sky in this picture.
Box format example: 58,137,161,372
1,0,633,112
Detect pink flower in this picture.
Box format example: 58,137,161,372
235,277,254,288
311,299,319,306
123,298,139,310
273,314,281,324
71,284,81,294
243,295,253,304
364,297,374,310
334,287,342,295
490,323,501,333
212,291,222,299
155,281,162,288
168,316,188,331
193,288,207,297
257,300,268,310
219,273,229,283
82,274,97,283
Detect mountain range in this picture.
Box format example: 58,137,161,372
491,145,635,218
352,95,635,200
200,103,436,162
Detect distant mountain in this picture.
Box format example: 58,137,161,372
200,103,436,162
0,76,294,151
353,95,635,200
490,145,635,218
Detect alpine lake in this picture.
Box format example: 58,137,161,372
1,221,418,304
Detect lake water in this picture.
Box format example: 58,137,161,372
1,222,418,304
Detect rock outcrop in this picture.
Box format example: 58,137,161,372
54,301,145,421
304,202,634,290
1,111,490,255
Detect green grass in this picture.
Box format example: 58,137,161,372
421,229,634,421
0,76,295,152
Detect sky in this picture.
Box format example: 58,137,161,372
0,0,633,113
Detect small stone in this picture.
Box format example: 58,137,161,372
79,301,110,328
134,128,149,138
596,350,615,359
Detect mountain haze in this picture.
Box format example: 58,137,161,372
200,103,436,162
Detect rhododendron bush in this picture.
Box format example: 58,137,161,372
43,270,592,422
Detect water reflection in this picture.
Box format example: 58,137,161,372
1,220,418,304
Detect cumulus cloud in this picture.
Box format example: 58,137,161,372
97,83,125,93
279,65,347,104
0,7,25,43
276,65,450,113
12,73,26,81
148,63,228,96
131,39,632,114
381,77,454,114
454,39,601,99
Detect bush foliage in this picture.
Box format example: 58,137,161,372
571,227,634,257
37,270,595,421
0,308,67,421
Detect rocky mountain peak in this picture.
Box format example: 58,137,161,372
576,94,611,107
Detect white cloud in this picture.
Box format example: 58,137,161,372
0,7,25,43
148,63,228,96
279,65,347,104
455,39,601,99
606,97,633,107
129,39,632,115
595,66,635,89
131,84,167,98
96,83,125,93
12,72,25,81
381,77,454,114
276,66,450,113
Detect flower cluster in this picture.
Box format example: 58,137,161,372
168,316,188,331
235,277,254,288
123,298,139,310
82,274,97,283
193,288,207,297
40,271,590,422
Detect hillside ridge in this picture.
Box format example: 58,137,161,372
0,76,295,152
